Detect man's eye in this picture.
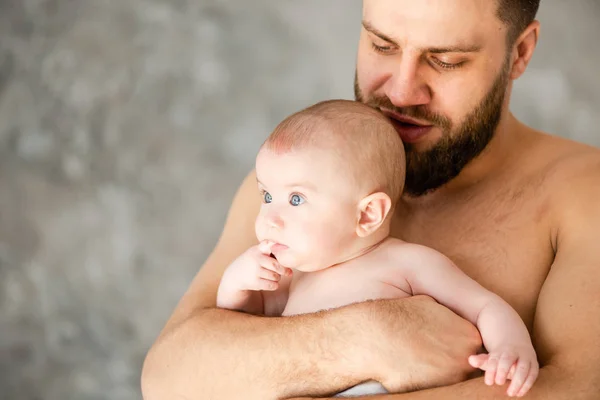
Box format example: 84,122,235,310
431,58,464,70
263,192,272,203
289,194,305,206
371,42,393,54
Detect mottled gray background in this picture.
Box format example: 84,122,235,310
0,1,598,399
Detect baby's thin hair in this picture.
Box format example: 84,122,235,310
262,99,406,204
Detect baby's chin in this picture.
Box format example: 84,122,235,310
276,257,306,271
287,258,331,273
273,248,339,272
274,253,316,272
293,264,324,273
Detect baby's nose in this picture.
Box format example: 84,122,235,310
266,212,284,229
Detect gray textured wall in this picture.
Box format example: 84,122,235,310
0,1,598,399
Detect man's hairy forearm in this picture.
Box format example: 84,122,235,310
296,365,597,400
141,307,364,400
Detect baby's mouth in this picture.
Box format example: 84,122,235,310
271,242,289,253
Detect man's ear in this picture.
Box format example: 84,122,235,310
356,192,392,238
510,20,540,80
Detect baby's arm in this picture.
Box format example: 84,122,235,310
388,244,538,397
218,274,292,316
217,241,293,316
217,276,265,314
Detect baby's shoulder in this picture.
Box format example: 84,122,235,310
378,237,440,257
375,238,454,270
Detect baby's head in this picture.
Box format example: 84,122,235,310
255,99,405,271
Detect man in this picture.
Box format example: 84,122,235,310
141,1,600,399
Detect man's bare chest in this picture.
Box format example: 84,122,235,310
390,187,555,327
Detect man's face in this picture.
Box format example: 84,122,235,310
355,0,513,196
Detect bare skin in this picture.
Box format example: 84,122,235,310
141,1,600,399
281,239,413,318
140,169,484,399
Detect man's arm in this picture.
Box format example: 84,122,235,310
399,245,533,355
141,171,482,399
395,245,537,393
141,171,360,398
297,165,600,400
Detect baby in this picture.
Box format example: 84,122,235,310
217,99,539,398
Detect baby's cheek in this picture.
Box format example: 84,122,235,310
291,233,317,261
254,218,265,241
311,230,341,256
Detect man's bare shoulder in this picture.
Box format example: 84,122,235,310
535,131,600,179
173,169,260,312
532,132,600,235
515,131,599,200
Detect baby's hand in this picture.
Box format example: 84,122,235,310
468,346,539,397
223,240,293,292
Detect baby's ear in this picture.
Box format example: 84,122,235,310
356,192,392,238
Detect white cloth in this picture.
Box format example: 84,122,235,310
335,380,388,397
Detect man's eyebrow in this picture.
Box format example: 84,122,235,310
362,20,399,46
428,44,482,54
362,20,482,54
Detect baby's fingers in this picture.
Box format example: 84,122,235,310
483,354,500,385
257,240,275,255
468,354,489,369
516,366,539,397
258,267,282,282
259,254,293,276
506,359,532,397
257,278,279,291
495,352,518,385
507,364,516,380
468,353,500,385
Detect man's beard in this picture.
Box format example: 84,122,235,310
355,59,511,197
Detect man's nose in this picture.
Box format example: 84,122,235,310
383,58,432,108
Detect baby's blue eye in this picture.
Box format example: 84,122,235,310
289,194,305,206
263,192,272,203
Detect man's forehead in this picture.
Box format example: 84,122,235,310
362,0,502,48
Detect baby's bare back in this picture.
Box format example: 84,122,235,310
282,239,413,316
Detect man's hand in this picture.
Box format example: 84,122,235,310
143,171,483,399
353,296,482,393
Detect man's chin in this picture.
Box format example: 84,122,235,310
403,128,446,153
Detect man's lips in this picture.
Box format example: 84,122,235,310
381,109,432,127
380,109,434,143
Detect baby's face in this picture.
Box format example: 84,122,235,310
255,148,360,272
